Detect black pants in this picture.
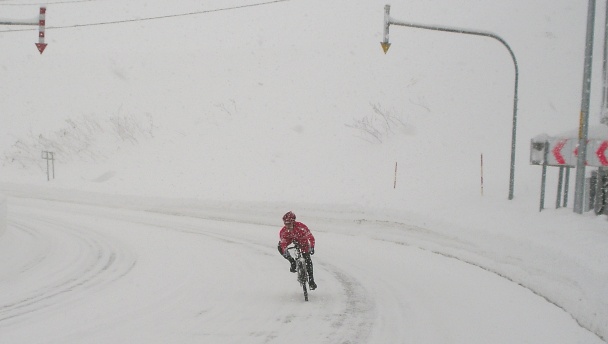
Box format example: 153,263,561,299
278,243,314,281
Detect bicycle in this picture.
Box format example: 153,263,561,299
286,244,310,301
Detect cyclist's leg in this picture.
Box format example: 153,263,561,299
303,252,316,289
278,242,296,272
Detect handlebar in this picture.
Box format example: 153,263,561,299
286,245,300,252
286,241,302,250
285,244,303,258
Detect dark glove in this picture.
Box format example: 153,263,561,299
310,247,315,255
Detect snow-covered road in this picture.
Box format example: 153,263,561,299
0,196,601,344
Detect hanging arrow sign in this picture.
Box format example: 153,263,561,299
0,6,48,54
35,7,47,54
380,42,391,54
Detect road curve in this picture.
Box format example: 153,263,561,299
0,196,601,344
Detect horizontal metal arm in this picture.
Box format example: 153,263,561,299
387,18,518,76
0,21,38,26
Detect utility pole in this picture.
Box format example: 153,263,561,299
602,0,608,125
573,0,596,214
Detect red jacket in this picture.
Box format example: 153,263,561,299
279,222,315,254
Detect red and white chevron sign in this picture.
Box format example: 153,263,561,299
598,141,608,165
547,138,576,166
531,138,608,167
551,139,568,165
585,140,608,167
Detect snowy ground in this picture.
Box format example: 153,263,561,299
0,186,605,344
0,0,607,342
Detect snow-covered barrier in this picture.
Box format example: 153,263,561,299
0,194,6,237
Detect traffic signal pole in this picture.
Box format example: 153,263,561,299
573,0,596,214
381,4,519,200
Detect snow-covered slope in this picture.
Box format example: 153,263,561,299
0,0,606,341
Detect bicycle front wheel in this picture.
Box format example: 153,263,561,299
297,261,308,302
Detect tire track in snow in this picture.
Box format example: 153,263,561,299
112,216,377,344
166,224,376,343
0,213,136,325
318,261,374,344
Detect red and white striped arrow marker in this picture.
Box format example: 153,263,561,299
596,141,608,166
35,7,47,54
551,139,567,165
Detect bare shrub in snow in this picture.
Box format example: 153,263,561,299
346,103,406,143
2,114,154,171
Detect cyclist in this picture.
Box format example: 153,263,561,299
277,211,317,290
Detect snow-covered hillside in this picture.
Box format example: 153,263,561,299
0,0,606,342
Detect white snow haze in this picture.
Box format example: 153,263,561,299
0,0,607,343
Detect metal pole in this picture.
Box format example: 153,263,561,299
44,151,50,181
556,166,564,208
382,5,519,200
564,167,571,207
481,153,484,196
394,162,398,189
574,0,597,214
540,142,549,212
601,0,608,125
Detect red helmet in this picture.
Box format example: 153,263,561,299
282,211,296,224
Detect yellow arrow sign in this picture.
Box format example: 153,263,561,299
380,42,391,54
